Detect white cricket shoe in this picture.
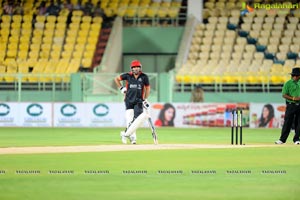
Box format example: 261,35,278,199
131,140,136,144
294,141,300,145
275,140,284,144
130,135,137,145
120,131,127,144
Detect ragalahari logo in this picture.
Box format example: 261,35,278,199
241,2,254,16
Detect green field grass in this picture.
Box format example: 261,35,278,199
0,127,287,147
0,127,299,200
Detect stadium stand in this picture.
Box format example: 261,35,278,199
0,0,105,83
176,0,300,92
0,0,184,86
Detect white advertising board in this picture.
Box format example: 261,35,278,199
0,103,52,127
0,103,19,127
53,103,126,127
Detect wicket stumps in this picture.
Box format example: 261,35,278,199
231,109,243,145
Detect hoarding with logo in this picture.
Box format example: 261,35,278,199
0,103,18,126
0,102,286,129
0,103,52,127
20,103,52,127
53,103,126,127
150,103,250,128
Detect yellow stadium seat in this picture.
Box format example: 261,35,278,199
6,49,18,58
17,61,29,73
72,50,83,59
30,43,41,51
18,51,28,60
80,22,91,30
117,6,127,17
28,51,40,60
65,36,77,44
76,36,87,44
40,61,59,82
73,10,83,17
55,23,67,30
8,36,19,43
12,14,23,23
93,16,103,23
3,59,18,82
1,23,10,29
59,8,70,16
52,44,62,52
61,51,73,59
45,22,55,30
19,42,30,50
1,15,11,23
36,15,46,23
78,30,89,37
50,50,61,60
57,15,68,23
83,50,95,59
146,7,158,18
11,22,21,29
88,29,100,38
23,15,33,23
42,36,53,44
81,58,92,68
82,16,92,23
85,41,96,49
46,15,57,23
157,7,168,18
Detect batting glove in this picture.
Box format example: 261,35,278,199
119,86,127,94
143,99,150,109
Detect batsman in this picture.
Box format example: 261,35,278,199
114,60,151,144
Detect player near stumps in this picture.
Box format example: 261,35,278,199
275,67,300,145
114,60,151,144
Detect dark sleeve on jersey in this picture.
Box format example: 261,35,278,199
120,73,128,80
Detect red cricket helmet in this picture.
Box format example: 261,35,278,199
130,60,142,68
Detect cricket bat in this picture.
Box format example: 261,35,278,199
148,117,158,145
143,101,158,145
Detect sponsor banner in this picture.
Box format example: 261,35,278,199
249,103,285,128
53,103,126,127
86,103,126,127
0,102,287,129
0,103,52,127
20,103,52,127
150,103,250,128
54,103,85,127
0,103,19,126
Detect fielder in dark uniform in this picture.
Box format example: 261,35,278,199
275,67,300,145
114,60,150,144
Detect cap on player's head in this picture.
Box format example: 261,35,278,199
290,67,300,76
131,60,142,68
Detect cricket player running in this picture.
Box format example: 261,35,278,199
114,60,150,144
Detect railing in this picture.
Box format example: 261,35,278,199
0,73,71,91
82,73,158,102
174,74,286,93
0,73,284,102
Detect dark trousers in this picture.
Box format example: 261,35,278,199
280,104,300,142
125,101,143,119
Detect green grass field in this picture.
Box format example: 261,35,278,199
0,127,299,200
